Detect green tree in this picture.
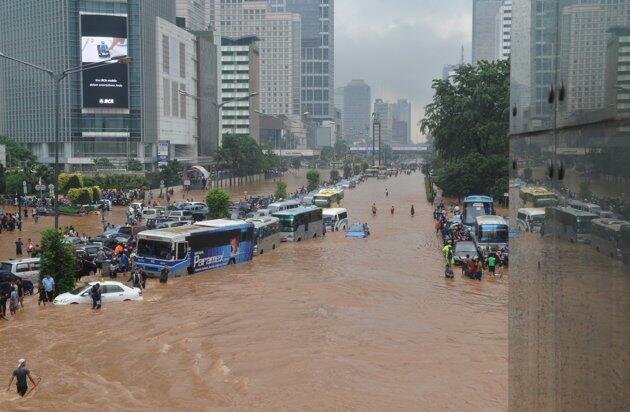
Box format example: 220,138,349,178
353,163,363,175
330,169,340,182
5,171,32,195
334,139,349,159
127,158,143,171
343,162,353,179
306,169,320,191
291,158,301,169
40,229,76,296
420,60,510,161
0,163,5,194
275,181,288,199
159,160,184,186
206,189,230,219
320,146,334,163
420,60,509,199
0,135,36,167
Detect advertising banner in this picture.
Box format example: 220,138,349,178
81,14,129,108
157,140,170,166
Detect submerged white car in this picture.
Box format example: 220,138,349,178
53,281,143,305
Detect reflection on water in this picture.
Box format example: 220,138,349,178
0,173,507,410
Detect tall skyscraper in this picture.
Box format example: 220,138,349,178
391,99,412,144
472,0,505,63
342,79,371,143
495,0,512,60
176,0,208,30
266,0,334,123
373,99,393,145
220,35,261,143
219,1,301,117
334,87,345,114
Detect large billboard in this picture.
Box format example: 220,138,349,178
80,14,128,108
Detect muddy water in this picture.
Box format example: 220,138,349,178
0,173,507,411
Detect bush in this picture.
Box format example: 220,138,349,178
84,174,149,190
91,186,102,202
275,181,288,199
206,189,230,219
58,173,84,192
306,170,320,192
40,229,76,296
67,187,92,204
127,158,143,171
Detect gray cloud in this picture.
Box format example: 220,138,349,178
335,0,472,142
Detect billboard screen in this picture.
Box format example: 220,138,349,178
157,140,170,166
80,14,128,108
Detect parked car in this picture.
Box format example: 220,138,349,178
453,241,480,266
142,208,159,220
53,281,143,305
168,210,193,220
73,244,114,261
184,203,209,215
0,258,41,284
174,201,191,210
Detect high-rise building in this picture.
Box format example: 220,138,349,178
218,1,301,117
373,99,393,145
176,0,208,30
0,0,220,168
334,87,345,116
220,36,261,143
267,0,334,123
342,79,371,143
391,99,411,144
442,63,461,81
495,0,512,60
472,0,504,63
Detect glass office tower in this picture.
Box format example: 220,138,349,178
0,0,174,169
509,0,630,410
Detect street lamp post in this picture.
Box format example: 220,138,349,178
0,52,130,229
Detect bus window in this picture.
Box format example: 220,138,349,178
176,242,188,260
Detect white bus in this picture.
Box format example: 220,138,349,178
516,208,546,233
473,215,509,255
323,208,349,232
273,206,324,242
267,199,301,214
247,216,281,255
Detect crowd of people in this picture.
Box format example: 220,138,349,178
434,200,508,280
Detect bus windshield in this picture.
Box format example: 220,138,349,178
478,225,509,243
313,196,330,207
137,239,174,260
464,203,491,224
278,216,295,232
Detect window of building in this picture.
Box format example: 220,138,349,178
163,78,170,116
180,83,186,118
172,81,179,117
180,43,186,78
162,35,169,74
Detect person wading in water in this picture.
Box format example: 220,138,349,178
6,358,37,397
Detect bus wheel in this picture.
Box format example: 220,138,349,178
313,233,317,238
260,250,264,255
272,244,276,250
297,238,302,242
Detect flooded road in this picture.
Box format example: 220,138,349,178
0,172,507,411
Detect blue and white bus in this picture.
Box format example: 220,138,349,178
463,195,495,233
135,219,254,277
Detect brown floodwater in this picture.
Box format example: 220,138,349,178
0,171,507,411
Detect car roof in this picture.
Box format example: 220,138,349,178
1,258,40,264
85,281,128,287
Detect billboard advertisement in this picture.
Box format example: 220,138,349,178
80,14,128,108
157,140,170,166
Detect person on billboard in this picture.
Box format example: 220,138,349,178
229,236,239,264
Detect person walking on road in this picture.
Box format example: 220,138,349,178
410,205,415,217
6,359,37,397
42,274,55,303
385,189,389,197
372,203,377,216
90,283,102,310
15,238,23,257
390,205,395,215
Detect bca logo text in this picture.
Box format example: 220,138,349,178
99,98,115,104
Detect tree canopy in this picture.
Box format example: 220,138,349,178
420,60,510,198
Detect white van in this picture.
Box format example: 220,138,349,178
1,258,41,283
142,208,158,220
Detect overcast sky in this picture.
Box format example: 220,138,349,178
334,0,472,143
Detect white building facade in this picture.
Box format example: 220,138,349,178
156,17,199,163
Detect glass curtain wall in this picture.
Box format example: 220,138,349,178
509,0,630,410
